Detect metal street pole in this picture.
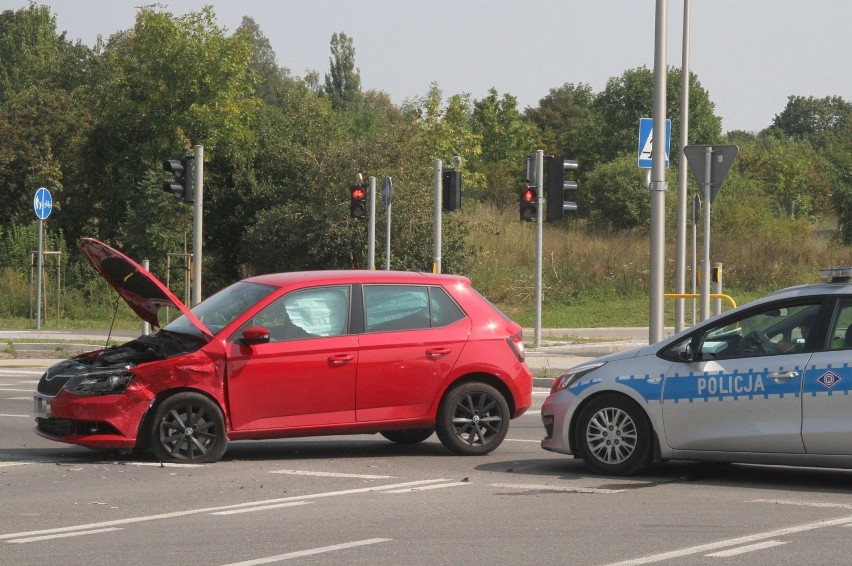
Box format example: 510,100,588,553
385,178,392,271
433,160,442,273
701,146,712,320
192,144,203,306
534,150,544,348
368,176,376,270
649,0,668,344
36,218,43,330
675,0,691,333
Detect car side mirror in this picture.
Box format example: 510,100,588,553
678,341,695,362
241,326,270,345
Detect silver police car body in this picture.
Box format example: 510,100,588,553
541,268,852,475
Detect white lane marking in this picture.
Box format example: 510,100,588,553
3,397,34,401
0,369,45,376
751,498,852,510
270,469,393,479
385,481,469,493
0,461,31,467
0,413,29,417
0,388,34,392
221,538,391,565
9,527,122,544
492,482,625,494
0,478,448,541
503,438,541,443
705,540,787,558
532,391,550,396
603,515,852,566
211,501,311,516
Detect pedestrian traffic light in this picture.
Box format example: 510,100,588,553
546,157,578,221
163,158,193,203
350,184,368,219
520,186,537,222
442,169,462,211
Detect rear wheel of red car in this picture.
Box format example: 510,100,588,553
380,429,434,445
436,382,509,455
149,392,227,464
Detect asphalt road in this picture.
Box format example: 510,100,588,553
4,362,852,565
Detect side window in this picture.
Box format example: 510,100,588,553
699,301,823,360
829,299,852,350
246,286,350,342
364,285,431,332
430,286,466,327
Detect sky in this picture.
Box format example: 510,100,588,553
6,0,852,134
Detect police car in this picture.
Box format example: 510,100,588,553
541,268,852,475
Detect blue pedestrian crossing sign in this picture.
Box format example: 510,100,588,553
33,187,52,220
637,118,671,169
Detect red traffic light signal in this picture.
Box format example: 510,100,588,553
519,186,537,222
350,185,367,219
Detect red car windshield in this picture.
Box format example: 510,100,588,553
163,281,276,338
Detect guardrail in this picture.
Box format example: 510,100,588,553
664,293,737,310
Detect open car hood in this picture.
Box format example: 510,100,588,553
79,238,212,340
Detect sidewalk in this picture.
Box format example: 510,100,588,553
522,327,653,387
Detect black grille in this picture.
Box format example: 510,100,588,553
37,360,88,396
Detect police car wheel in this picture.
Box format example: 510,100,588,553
575,394,652,476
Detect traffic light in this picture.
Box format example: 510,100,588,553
441,169,462,211
163,158,194,203
546,157,578,221
519,186,537,222
350,184,368,219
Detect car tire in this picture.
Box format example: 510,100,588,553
575,394,652,476
436,382,510,456
380,429,434,444
149,392,227,464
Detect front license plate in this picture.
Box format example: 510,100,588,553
34,397,51,418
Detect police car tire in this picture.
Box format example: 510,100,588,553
575,394,652,476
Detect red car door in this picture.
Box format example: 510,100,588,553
225,285,358,431
355,284,470,422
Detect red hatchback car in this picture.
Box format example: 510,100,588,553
34,239,533,463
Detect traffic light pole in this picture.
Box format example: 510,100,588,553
192,144,203,306
534,150,544,348
368,176,377,270
432,159,442,274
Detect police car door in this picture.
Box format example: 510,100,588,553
662,301,823,454
801,298,852,454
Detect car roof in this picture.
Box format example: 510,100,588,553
764,281,852,301
244,270,471,289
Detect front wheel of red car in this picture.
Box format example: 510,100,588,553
436,382,510,455
149,392,227,464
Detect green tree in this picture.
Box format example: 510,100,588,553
770,95,852,146
525,82,596,164
591,66,722,166
468,88,539,207
323,32,361,111
65,6,260,278
582,155,651,232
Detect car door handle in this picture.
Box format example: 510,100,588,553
768,370,799,381
426,348,452,359
327,354,355,366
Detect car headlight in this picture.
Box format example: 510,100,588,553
550,362,607,394
65,367,135,396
